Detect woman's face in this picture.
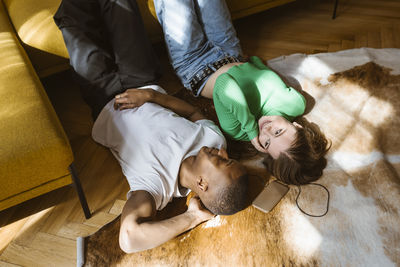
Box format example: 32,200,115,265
257,115,302,159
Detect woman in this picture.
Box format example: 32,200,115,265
153,0,330,185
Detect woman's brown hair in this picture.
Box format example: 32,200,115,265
263,118,331,185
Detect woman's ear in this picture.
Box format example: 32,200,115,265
197,176,208,192
293,122,303,129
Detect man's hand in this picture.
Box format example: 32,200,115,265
251,136,267,153
114,88,154,110
187,196,215,228
113,88,206,122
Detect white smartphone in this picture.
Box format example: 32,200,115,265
252,180,289,213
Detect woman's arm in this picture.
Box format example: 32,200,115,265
114,88,206,122
213,74,259,141
119,190,214,253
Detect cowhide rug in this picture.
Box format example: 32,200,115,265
80,48,400,267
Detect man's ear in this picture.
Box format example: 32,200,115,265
196,176,208,192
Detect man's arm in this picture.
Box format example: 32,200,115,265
119,190,214,253
114,88,205,122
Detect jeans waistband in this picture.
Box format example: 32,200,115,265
189,56,241,96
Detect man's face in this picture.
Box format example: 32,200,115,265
257,115,301,159
192,146,246,198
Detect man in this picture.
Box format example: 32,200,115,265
54,0,249,253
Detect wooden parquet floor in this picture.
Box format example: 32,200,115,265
1,0,399,266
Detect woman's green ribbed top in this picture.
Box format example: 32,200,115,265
213,56,306,141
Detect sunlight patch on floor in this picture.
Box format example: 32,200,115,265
296,57,336,85
281,202,322,261
202,215,226,229
328,151,400,171
0,206,53,252
359,95,394,127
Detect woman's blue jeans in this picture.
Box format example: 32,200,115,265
154,0,243,95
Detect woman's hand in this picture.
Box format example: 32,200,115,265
251,136,268,153
114,88,154,110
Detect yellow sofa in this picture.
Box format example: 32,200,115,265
0,0,91,218
0,0,294,218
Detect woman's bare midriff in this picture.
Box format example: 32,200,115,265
200,62,244,99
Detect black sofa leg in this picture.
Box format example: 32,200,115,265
332,0,339,19
69,163,91,219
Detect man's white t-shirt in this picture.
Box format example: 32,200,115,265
92,85,226,210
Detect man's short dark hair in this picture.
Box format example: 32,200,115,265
207,174,249,215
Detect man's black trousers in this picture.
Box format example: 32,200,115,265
54,0,161,119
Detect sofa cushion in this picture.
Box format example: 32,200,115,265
0,1,74,206
3,0,68,58
3,0,70,76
